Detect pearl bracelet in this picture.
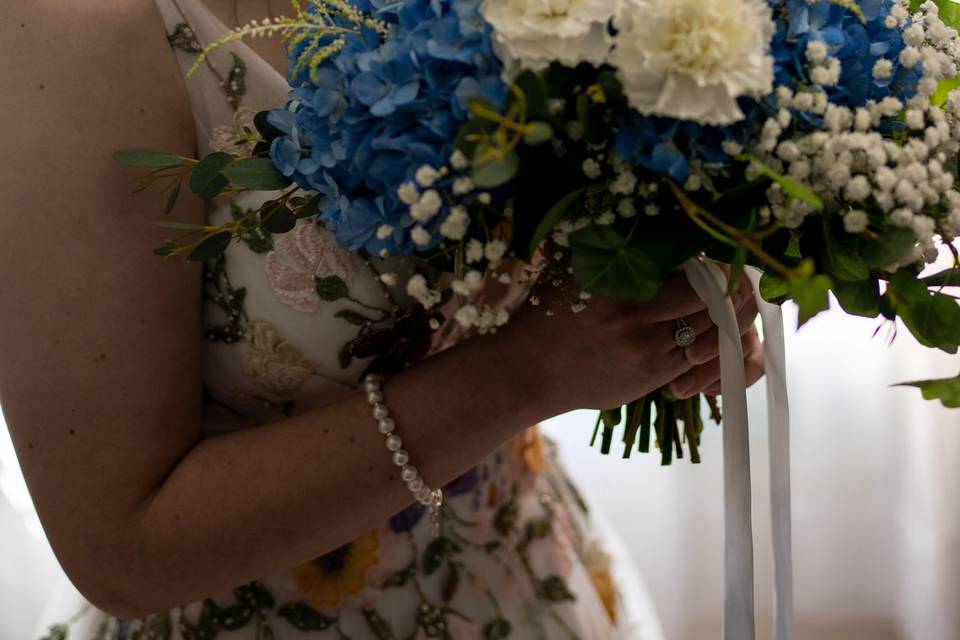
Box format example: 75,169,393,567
363,373,443,538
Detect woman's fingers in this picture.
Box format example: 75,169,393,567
682,294,759,365
630,272,710,323
683,276,753,336
669,328,765,399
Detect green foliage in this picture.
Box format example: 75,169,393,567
186,231,233,262
113,148,184,167
897,372,960,408
538,575,576,602
737,154,824,210
527,188,586,259
833,279,882,317
472,148,519,188
189,152,233,199
861,226,916,268
223,158,292,190
569,225,662,299
792,273,833,327
888,270,960,353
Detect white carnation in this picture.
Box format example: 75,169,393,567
610,0,775,125
480,0,614,76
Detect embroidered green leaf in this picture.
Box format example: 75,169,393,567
189,152,233,199
234,582,276,611
230,203,274,254
361,608,397,640
187,231,233,262
315,275,350,301
178,600,220,639
538,576,576,603
167,22,203,53
493,496,518,536
224,53,247,105
113,148,184,168
277,603,336,631
338,341,353,369
897,371,960,408
422,537,450,576
38,625,68,640
132,613,173,640
442,563,460,602
382,562,416,588
223,158,292,191
483,619,512,640
217,604,253,630
335,309,376,325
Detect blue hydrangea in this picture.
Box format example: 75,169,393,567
616,0,918,183
267,0,507,256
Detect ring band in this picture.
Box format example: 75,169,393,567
674,318,697,348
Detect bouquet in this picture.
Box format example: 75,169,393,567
117,0,960,467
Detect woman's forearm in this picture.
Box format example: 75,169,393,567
110,332,554,618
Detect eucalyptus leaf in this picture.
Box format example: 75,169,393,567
223,158,292,190
897,371,960,408
570,225,662,299
164,180,182,215
186,231,232,262
511,69,549,119
471,147,519,189
152,220,209,231
113,148,183,167
260,204,296,234
523,121,554,146
189,152,233,199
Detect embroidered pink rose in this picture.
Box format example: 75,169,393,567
264,220,356,313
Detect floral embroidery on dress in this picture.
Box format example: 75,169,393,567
583,540,618,625
265,220,357,314
241,319,316,396
291,530,380,609
209,105,259,156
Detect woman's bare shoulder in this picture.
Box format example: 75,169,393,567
0,0,210,611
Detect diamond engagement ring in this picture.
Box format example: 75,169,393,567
674,318,696,348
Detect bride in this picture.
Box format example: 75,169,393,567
1,1,765,638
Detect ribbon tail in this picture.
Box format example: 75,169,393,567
683,258,756,640
746,267,794,640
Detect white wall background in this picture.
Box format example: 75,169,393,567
3,299,960,640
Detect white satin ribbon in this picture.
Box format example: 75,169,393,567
681,258,793,640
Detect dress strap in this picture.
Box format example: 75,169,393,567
152,0,291,157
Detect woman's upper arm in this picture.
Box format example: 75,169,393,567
0,0,206,605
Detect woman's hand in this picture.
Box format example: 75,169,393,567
667,275,766,399
493,269,766,416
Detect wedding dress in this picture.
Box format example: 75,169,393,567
31,1,666,637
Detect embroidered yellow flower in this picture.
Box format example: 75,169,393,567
522,426,548,474
583,540,618,624
291,530,380,609
241,319,315,396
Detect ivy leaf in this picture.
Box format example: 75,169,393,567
569,225,662,299
189,152,233,199
276,603,335,631
315,275,350,302
538,575,576,602
897,371,960,408
472,147,519,189
737,154,824,210
527,187,586,260
888,270,960,353
113,148,184,167
833,279,881,318
921,264,960,287
861,227,916,269
791,274,833,327
223,158,292,191
823,223,869,282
